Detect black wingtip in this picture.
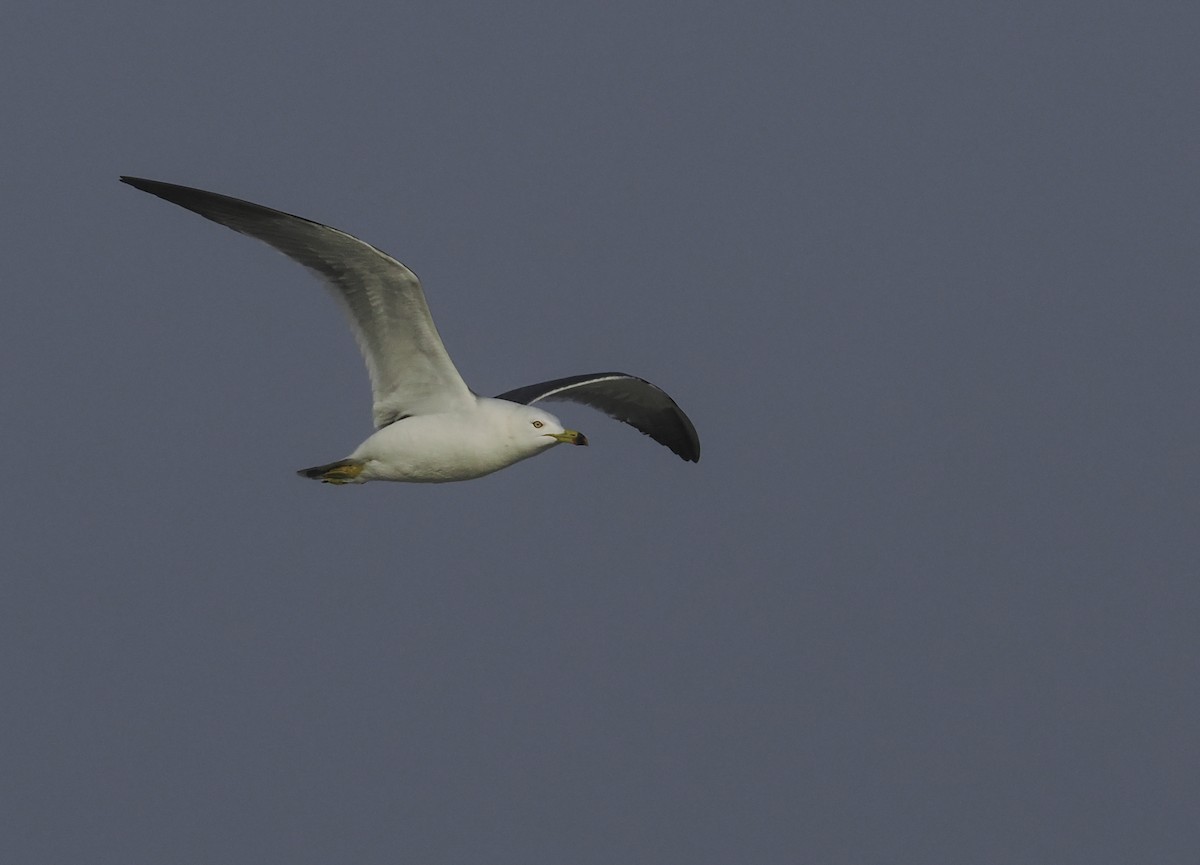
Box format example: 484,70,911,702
673,441,701,463
120,176,190,202
120,176,196,200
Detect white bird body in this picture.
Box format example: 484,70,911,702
348,398,575,483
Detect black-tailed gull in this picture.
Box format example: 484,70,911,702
120,177,700,484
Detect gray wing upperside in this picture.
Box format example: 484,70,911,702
120,176,474,428
496,373,700,462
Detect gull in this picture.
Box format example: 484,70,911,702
120,177,700,484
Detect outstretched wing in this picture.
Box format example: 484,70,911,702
121,177,474,427
496,373,700,462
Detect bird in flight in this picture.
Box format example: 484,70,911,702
121,177,699,484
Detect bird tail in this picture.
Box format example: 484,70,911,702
297,458,366,484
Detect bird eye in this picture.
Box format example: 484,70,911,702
532,420,544,428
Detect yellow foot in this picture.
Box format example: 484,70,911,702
296,459,366,484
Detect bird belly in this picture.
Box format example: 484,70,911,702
348,416,533,483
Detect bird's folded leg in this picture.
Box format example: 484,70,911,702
296,458,366,484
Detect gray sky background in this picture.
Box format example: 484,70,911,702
3,2,1197,863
